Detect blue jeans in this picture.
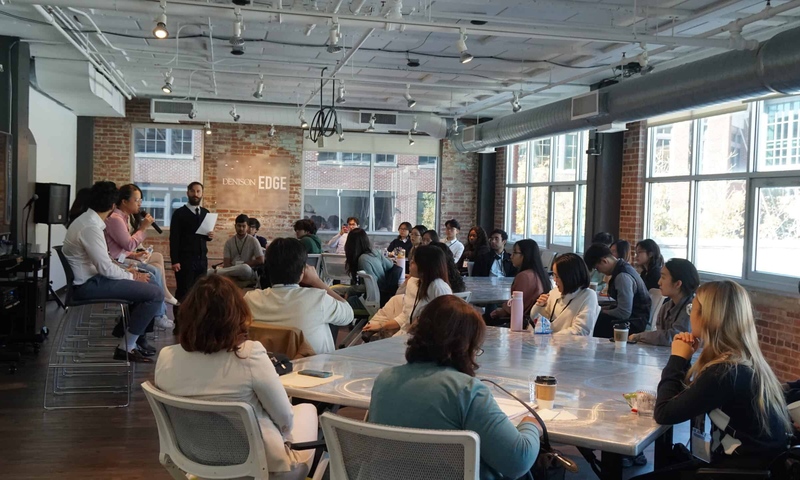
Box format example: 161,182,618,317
137,262,167,317
73,275,164,336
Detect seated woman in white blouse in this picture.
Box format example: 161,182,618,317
363,245,452,337
155,275,318,480
530,253,599,335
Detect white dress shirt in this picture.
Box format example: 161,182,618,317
393,277,453,335
445,239,465,262
62,209,133,285
490,254,505,277
184,202,201,214
327,232,348,254
244,285,354,354
530,287,599,336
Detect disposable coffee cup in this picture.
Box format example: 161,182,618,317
789,401,800,425
534,375,557,410
467,261,475,277
589,282,598,291
613,327,629,343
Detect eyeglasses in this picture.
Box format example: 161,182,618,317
476,347,484,356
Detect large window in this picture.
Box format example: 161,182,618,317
505,132,588,252
132,126,203,227
645,100,800,290
303,152,438,232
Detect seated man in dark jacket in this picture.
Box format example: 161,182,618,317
472,228,517,278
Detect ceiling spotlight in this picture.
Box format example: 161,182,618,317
411,116,418,134
511,92,521,113
327,23,342,53
299,109,308,129
408,131,415,146
230,9,245,55
161,69,173,94
188,103,197,119
153,1,168,39
338,132,345,142
335,121,344,142
456,30,473,64
403,84,416,108
366,113,376,132
253,76,264,99
452,120,460,135
229,105,240,122
268,124,275,137
336,82,346,104
204,121,212,135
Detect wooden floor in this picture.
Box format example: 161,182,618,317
0,298,667,479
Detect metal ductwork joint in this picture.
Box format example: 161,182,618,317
451,25,800,152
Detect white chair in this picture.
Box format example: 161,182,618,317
647,288,665,331
142,381,326,480
453,291,472,303
307,254,322,275
321,253,350,285
356,270,381,316
540,250,558,271
319,412,480,480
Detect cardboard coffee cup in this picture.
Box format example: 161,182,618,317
534,375,557,410
613,327,629,343
789,400,800,425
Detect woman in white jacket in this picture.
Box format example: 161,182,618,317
155,275,318,480
530,253,599,335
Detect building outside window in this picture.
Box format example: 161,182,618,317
303,151,438,233
504,132,588,253
131,126,203,227
645,98,800,291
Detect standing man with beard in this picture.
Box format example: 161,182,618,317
170,182,214,333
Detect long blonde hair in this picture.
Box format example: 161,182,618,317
687,280,790,435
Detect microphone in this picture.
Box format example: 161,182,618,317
23,193,38,210
139,209,163,234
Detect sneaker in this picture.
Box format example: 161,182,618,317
165,296,180,306
154,315,174,330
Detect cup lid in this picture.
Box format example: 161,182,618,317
535,375,557,385
613,322,630,330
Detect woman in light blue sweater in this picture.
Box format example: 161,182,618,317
369,295,541,480
344,228,394,308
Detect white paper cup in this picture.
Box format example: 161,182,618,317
789,401,800,425
467,261,475,276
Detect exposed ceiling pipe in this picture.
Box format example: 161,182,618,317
454,0,800,118
31,5,133,99
301,28,374,110
151,99,449,138
10,0,755,50
450,24,800,152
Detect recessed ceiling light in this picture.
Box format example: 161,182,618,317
470,20,487,25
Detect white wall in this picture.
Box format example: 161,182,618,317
29,88,77,290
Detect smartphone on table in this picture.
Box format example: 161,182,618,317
298,369,333,378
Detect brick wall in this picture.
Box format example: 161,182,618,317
494,146,507,230
619,121,647,243
439,139,479,241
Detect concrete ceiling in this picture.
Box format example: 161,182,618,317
2,0,800,121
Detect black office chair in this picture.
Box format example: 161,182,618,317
690,446,800,479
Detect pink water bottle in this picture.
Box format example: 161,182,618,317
509,290,524,332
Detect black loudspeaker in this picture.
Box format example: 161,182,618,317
34,183,71,225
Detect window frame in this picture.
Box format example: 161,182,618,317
504,132,588,254
302,151,440,234
644,103,800,293
133,126,195,159
130,124,204,229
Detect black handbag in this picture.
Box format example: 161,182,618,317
268,351,293,376
481,379,578,480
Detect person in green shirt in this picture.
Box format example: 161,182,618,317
294,218,322,254
369,295,541,480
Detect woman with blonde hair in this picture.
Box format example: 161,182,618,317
638,280,790,477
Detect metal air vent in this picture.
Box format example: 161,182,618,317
359,111,398,126
571,91,605,120
152,99,194,115
462,125,476,143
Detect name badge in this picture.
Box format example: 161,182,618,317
235,260,244,266
691,427,712,463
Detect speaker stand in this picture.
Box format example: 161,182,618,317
45,223,65,311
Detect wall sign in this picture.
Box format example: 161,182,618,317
216,154,292,212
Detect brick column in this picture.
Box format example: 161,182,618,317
619,121,647,243
494,146,506,230
439,139,478,237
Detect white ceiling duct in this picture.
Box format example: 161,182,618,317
150,99,449,139
34,59,125,116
